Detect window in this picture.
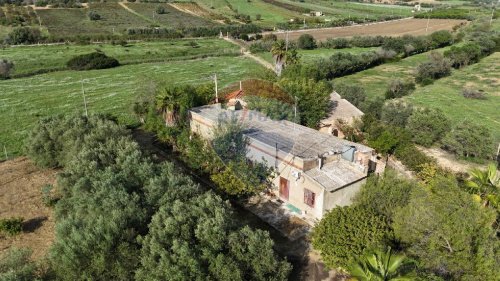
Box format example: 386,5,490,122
304,188,315,207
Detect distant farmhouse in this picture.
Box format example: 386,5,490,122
189,104,385,222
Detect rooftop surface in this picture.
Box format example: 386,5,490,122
305,160,367,191
321,91,364,123
190,104,373,160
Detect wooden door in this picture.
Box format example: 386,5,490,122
279,177,289,200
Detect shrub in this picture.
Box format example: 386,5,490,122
385,79,415,99
334,83,366,108
406,107,450,147
5,27,42,45
297,34,316,50
0,217,23,236
381,99,413,127
428,30,453,48
395,143,435,173
0,59,14,79
244,96,295,121
66,52,119,71
312,206,392,269
441,121,493,159
255,13,261,20
155,6,166,14
461,87,486,99
0,248,38,281
444,42,482,68
88,11,101,21
415,52,452,85
41,184,57,207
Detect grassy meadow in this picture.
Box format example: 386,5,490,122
335,50,500,142
0,56,265,158
2,39,239,76
257,46,378,64
407,52,500,142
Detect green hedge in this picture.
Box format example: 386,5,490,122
66,52,119,71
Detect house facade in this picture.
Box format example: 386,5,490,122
189,104,384,222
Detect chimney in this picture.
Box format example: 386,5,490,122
317,155,323,170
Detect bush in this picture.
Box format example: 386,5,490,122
66,52,119,71
428,30,453,48
312,206,392,269
406,107,450,147
381,99,413,127
334,83,366,108
5,27,42,45
0,59,14,79
155,5,166,14
385,79,415,99
88,11,101,21
415,52,452,85
0,218,23,236
395,143,435,173
297,33,316,50
461,87,486,99
41,184,57,207
0,248,38,281
444,42,482,68
255,13,261,20
441,121,493,159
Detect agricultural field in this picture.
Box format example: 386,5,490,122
3,39,239,76
275,0,415,18
125,2,217,28
335,50,500,142
271,18,467,40
256,46,378,64
0,56,265,158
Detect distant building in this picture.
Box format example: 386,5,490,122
189,104,385,222
309,11,324,17
319,91,364,138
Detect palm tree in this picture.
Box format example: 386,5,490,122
349,247,414,281
156,87,182,127
271,40,287,76
465,163,499,208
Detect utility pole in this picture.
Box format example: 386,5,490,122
214,73,218,103
425,12,430,33
490,7,495,26
80,79,88,117
293,96,298,130
3,145,7,161
285,30,289,51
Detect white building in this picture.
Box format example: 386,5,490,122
189,104,384,222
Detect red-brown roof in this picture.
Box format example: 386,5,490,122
224,89,245,100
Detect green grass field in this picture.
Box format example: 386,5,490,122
335,50,500,142
407,52,500,142
0,56,265,158
2,39,239,76
256,46,378,64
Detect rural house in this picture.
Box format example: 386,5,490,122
319,91,364,138
189,104,385,222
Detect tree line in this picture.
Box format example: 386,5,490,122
0,114,291,280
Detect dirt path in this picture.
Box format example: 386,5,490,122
0,157,57,260
168,3,226,24
418,146,484,173
118,2,158,26
222,37,276,73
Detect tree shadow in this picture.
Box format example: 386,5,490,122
22,216,48,233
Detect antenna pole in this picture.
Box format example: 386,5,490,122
285,30,289,52
81,78,88,117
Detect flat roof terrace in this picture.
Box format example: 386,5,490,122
190,104,373,161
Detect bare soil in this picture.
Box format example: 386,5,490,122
417,146,484,173
272,18,467,41
0,157,57,260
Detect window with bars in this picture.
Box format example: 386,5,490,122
304,188,315,207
